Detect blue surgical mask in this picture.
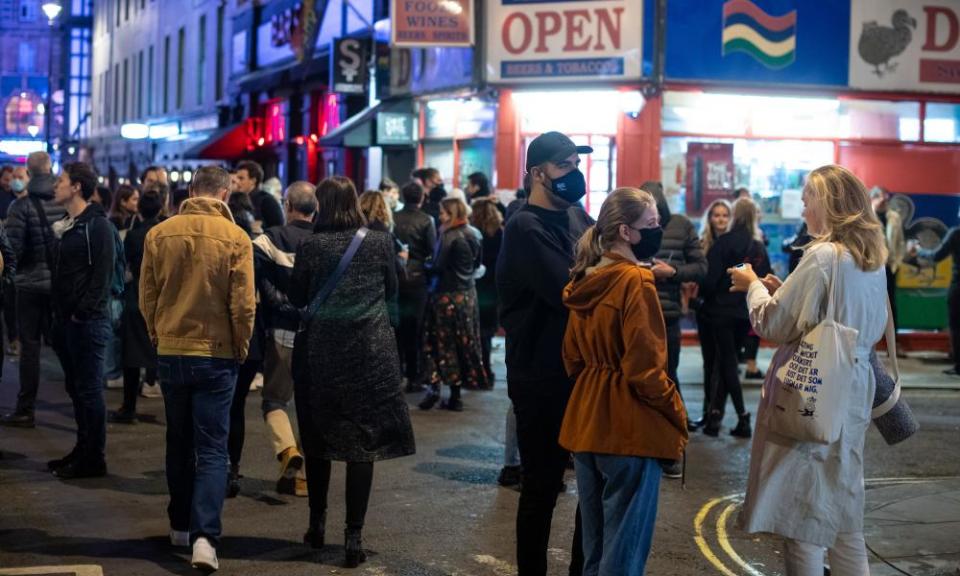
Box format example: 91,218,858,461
10,179,25,193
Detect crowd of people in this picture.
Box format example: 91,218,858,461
0,128,944,575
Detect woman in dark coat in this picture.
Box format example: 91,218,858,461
289,176,415,567
470,197,503,385
700,197,770,438
108,189,163,424
419,197,489,411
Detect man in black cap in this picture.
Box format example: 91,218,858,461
496,131,592,576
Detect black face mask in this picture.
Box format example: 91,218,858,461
545,168,586,204
631,226,663,261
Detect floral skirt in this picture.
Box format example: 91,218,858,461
422,288,490,390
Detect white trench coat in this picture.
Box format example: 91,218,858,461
737,242,887,547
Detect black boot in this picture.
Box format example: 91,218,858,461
702,410,723,437
442,385,463,412
344,528,367,568
226,464,241,498
730,412,752,438
418,385,440,410
303,509,326,549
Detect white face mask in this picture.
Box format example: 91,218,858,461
10,179,25,193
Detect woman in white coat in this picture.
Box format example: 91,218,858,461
728,165,889,575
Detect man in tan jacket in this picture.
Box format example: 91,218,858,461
140,166,255,572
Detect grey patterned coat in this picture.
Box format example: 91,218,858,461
289,228,416,462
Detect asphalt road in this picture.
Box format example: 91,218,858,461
1,342,958,576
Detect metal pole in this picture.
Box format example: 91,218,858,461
45,19,55,153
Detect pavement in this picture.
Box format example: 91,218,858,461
0,339,958,576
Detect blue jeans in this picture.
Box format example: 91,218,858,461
103,298,123,380
158,356,237,547
574,453,661,576
61,317,112,464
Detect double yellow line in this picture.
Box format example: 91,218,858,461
693,493,767,576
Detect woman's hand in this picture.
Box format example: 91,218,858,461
728,263,758,293
760,274,783,295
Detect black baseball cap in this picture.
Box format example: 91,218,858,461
525,132,593,171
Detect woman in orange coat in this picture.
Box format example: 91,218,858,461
560,187,688,576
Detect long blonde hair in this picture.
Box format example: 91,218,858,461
731,197,759,237
359,190,393,231
570,187,656,280
805,165,887,272
700,199,731,254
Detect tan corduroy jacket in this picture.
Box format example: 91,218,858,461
139,196,256,361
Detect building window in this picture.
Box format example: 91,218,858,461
17,43,36,74
215,4,224,101
177,27,185,110
19,0,38,22
198,15,206,106
138,50,144,118
163,36,169,114
122,58,128,122
148,45,154,115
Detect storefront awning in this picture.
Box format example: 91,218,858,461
320,100,415,148
183,123,251,160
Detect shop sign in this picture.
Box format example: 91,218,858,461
330,37,369,94
850,0,960,93
391,0,474,47
665,0,849,87
377,44,475,97
685,143,734,217
377,112,418,145
485,0,643,83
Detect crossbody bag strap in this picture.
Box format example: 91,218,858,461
302,227,368,324
29,197,57,269
872,297,902,419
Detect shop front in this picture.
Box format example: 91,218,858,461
661,0,960,341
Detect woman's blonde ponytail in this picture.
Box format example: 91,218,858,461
570,226,603,280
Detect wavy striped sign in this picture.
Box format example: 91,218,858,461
721,0,797,69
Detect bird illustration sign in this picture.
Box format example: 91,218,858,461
850,0,960,92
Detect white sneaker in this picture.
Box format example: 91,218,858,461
250,372,263,391
106,377,124,389
170,529,190,547
191,536,219,572
140,382,162,398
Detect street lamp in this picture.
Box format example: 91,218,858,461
41,2,62,154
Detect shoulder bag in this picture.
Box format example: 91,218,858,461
291,228,368,382
768,243,859,444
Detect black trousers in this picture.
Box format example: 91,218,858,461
119,365,158,414
228,359,259,469
696,313,716,419
512,389,583,576
664,318,682,392
2,278,16,343
949,284,960,371
886,266,898,333
706,317,750,416
14,290,55,415
397,281,428,381
305,458,374,530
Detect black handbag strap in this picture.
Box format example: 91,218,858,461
302,227,368,324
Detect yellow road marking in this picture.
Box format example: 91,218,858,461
693,496,741,576
717,502,766,576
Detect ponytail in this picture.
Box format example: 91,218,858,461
569,226,603,280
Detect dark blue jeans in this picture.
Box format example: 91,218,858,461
574,454,661,576
158,356,237,547
60,317,112,464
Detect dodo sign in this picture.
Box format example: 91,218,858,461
485,0,642,83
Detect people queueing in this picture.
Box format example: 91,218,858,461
393,181,437,391
225,188,265,499
0,152,67,428
561,186,688,576
415,167,446,225
467,171,507,216
732,165,889,574
108,189,163,424
0,166,15,219
234,160,284,233
497,131,591,576
0,210,15,391
909,221,960,377
419,196,488,411
3,166,30,358
471,197,504,385
288,176,415,567
252,181,318,496
871,186,906,337
46,163,117,479
379,177,401,211
109,184,140,236
139,166,256,572
641,181,706,475
141,165,169,190
359,190,408,328
700,197,770,438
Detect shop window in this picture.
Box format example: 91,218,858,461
924,103,960,143
513,91,624,136
663,91,920,141
19,0,38,22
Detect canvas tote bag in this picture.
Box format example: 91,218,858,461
768,244,859,444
